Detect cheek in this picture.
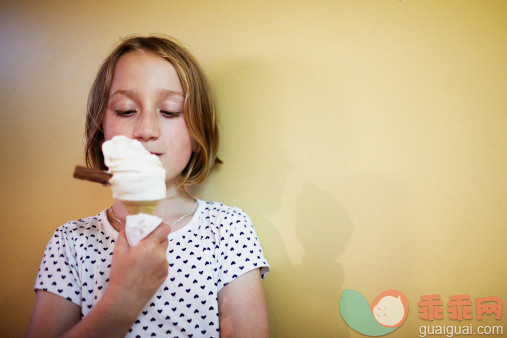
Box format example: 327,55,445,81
167,122,193,150
160,124,193,168
171,134,193,160
102,114,116,141
102,113,130,140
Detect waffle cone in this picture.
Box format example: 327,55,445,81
121,200,161,215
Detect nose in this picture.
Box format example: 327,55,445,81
133,111,160,141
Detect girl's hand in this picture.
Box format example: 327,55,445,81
27,222,172,338
104,221,171,321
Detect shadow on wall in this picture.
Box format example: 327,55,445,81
269,182,353,337
295,183,353,336
196,58,353,336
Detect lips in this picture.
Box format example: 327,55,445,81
141,145,162,157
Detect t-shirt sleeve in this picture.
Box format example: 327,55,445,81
216,208,270,291
34,226,81,306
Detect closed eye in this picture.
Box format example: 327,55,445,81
114,110,136,117
160,110,182,118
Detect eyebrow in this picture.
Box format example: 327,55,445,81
108,89,184,100
159,89,184,98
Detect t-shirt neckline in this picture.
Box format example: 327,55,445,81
100,199,203,241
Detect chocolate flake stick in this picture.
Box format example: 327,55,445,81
73,165,112,185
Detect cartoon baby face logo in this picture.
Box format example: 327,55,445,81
371,290,409,327
340,289,408,336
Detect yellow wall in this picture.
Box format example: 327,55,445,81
1,1,505,336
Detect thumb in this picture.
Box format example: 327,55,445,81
147,221,172,243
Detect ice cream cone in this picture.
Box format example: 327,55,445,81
121,200,161,215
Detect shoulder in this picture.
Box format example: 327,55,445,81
196,200,263,253
35,212,110,305
52,212,105,240
196,200,270,288
196,200,257,249
45,211,112,254
198,200,251,223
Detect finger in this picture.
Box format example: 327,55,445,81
114,230,130,253
161,238,169,251
147,221,171,243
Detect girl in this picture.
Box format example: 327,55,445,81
27,35,270,337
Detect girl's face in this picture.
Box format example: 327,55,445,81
102,50,193,188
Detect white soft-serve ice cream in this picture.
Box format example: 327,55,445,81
102,135,166,202
102,135,166,246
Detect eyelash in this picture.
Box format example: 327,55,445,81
160,110,181,118
114,110,135,117
114,110,181,118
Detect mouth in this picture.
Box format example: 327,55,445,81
150,152,163,158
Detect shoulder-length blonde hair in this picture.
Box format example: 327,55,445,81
85,35,219,185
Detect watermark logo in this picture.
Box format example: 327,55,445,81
417,294,503,337
340,289,409,336
418,294,502,321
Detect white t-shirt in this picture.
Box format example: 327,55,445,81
35,199,269,337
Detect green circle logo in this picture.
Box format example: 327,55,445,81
340,289,409,336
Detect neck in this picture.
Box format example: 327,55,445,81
108,186,196,232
